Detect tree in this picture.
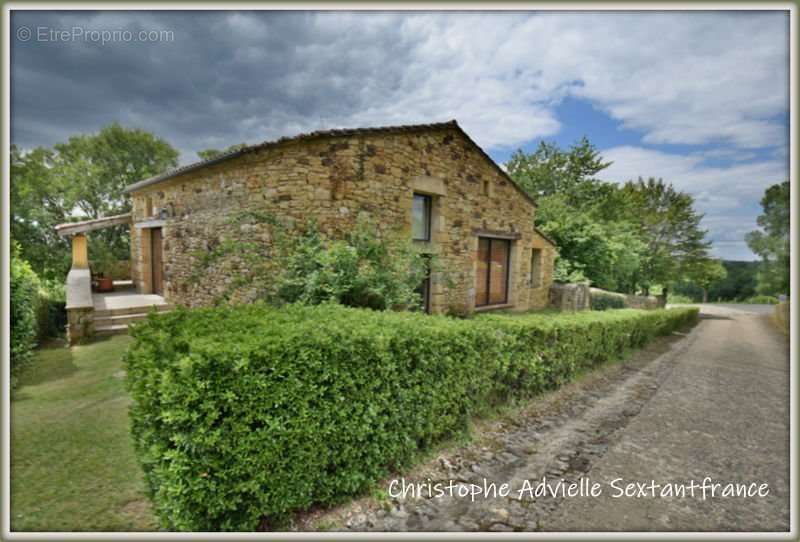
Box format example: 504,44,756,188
684,258,727,303
507,137,714,297
197,143,248,161
617,177,712,296
534,193,645,291
507,137,647,293
746,181,790,295
11,124,179,278
506,137,612,208
10,145,72,279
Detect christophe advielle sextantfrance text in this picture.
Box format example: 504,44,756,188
388,476,771,502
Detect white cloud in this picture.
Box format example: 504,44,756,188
202,11,789,153
12,11,789,261
334,11,789,151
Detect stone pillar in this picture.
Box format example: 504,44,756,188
66,307,94,345
72,233,89,269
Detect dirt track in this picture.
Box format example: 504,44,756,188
328,304,789,533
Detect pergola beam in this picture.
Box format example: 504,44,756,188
55,213,132,238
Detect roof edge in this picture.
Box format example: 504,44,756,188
122,119,537,209
534,226,558,247
123,120,461,194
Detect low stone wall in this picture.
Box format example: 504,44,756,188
65,267,94,344
66,307,94,345
590,287,661,310
549,283,591,311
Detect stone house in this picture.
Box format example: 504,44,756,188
59,120,556,341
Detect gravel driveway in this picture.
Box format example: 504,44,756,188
327,304,789,533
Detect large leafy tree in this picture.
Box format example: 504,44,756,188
507,138,647,292
682,257,728,303
746,181,790,295
506,137,612,207
10,145,72,278
533,192,646,291
617,177,712,296
507,139,714,296
11,124,179,279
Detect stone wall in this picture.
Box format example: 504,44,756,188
549,283,591,311
589,287,661,310
129,125,556,314
66,307,94,345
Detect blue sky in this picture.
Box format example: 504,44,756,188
11,10,790,260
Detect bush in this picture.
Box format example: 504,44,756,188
191,213,431,310
667,293,696,304
591,291,626,311
11,247,41,381
743,295,779,305
275,220,429,310
125,304,699,530
35,279,67,341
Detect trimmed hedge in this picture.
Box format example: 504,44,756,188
11,253,41,381
125,304,699,530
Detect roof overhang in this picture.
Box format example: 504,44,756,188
55,213,132,237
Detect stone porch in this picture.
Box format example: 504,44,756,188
57,214,173,344
92,282,172,337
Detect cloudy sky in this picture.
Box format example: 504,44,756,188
11,10,789,260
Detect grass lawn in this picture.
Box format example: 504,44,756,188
11,335,158,532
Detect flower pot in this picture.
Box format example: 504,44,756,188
96,277,114,292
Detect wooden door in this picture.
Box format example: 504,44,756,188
151,227,164,296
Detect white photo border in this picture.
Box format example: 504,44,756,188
1,3,796,540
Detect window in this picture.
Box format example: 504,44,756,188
145,197,153,218
530,248,543,288
412,193,432,241
476,237,511,307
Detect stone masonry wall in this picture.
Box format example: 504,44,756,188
129,126,555,314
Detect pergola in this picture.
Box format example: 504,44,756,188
55,213,132,269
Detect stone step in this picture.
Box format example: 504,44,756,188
93,311,169,328
94,304,173,318
94,324,132,336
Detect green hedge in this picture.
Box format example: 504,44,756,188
11,252,41,381
125,304,699,530
34,280,67,342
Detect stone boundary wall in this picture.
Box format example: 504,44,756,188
590,287,662,310
549,283,591,311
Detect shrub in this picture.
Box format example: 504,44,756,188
11,246,41,382
591,290,626,311
275,219,429,310
191,213,431,310
125,304,698,531
34,279,67,341
667,293,695,304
